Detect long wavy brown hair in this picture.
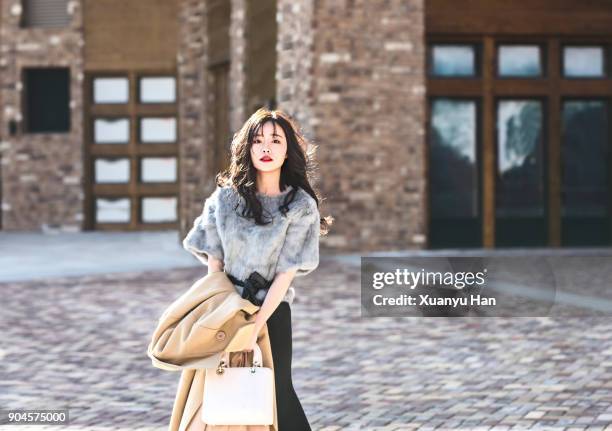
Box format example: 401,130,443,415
216,107,332,235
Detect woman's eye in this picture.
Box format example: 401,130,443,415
274,139,280,143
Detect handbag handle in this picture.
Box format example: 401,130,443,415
218,343,263,371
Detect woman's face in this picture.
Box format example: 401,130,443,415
250,121,288,173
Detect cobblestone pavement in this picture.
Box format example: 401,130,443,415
1,258,612,431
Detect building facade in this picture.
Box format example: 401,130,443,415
1,0,611,252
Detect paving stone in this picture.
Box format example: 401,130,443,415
1,259,612,429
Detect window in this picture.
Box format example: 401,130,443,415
96,198,131,223
23,67,70,133
497,45,543,77
84,72,179,230
94,158,130,184
141,197,178,223
93,118,130,144
140,157,178,183
563,46,606,78
429,44,477,77
139,77,176,103
496,99,546,246
428,98,481,247
430,98,479,218
427,37,612,248
93,77,129,104
561,100,610,245
140,117,177,143
21,0,70,28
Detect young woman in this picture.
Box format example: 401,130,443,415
182,107,332,431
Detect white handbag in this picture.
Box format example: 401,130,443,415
201,343,274,426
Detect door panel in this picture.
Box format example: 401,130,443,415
495,99,547,246
84,71,179,230
429,98,482,248
561,100,610,245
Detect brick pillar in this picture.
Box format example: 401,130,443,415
0,0,84,231
276,1,316,140
277,0,427,252
229,0,247,132
177,0,214,238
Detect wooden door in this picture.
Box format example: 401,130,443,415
83,71,180,230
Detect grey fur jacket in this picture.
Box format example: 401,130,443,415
182,185,320,304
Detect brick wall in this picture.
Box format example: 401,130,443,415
228,0,247,132
0,0,84,232
177,0,212,236
277,0,428,252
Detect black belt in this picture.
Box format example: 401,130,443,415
226,271,273,306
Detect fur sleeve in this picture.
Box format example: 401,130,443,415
182,187,224,264
275,196,320,277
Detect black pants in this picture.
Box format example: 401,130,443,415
267,301,311,431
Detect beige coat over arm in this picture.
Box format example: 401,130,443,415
147,271,278,431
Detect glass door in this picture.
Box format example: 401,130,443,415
495,99,547,246
428,98,482,248
561,100,610,245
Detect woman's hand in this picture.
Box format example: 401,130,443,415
242,325,259,352
241,270,296,352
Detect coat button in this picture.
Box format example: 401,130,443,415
215,330,226,341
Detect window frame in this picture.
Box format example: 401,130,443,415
83,70,180,231
426,35,612,248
